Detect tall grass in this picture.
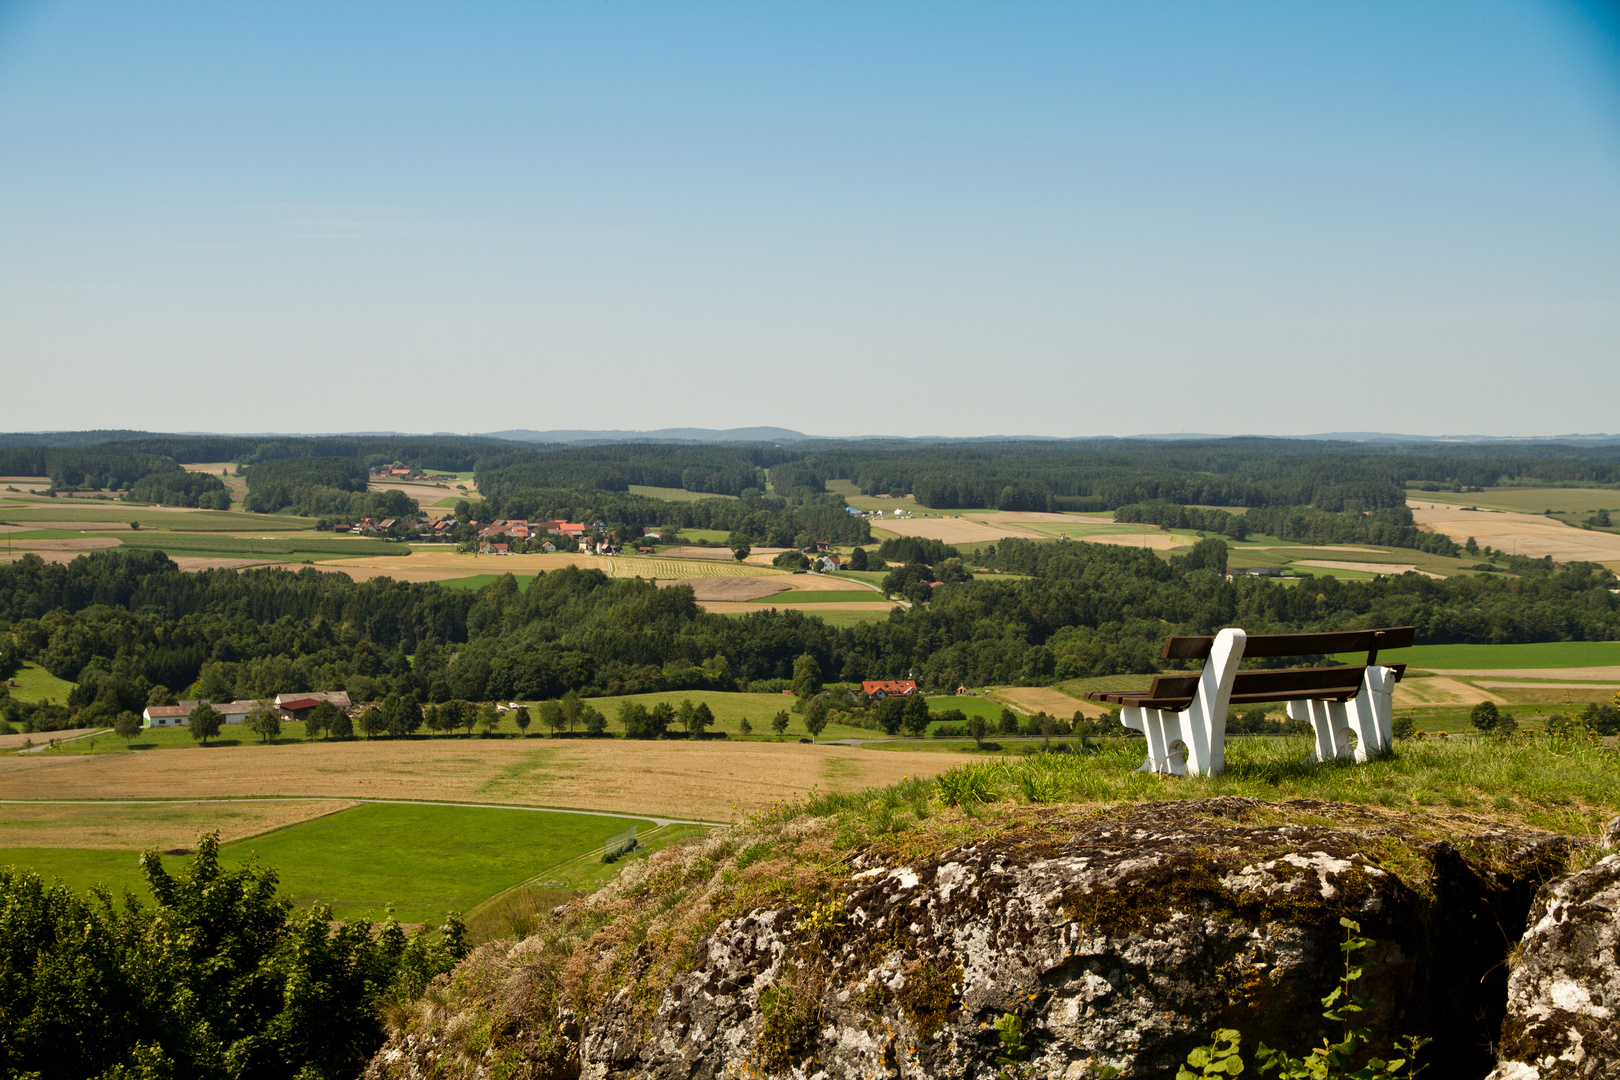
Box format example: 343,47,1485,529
790,737,1620,839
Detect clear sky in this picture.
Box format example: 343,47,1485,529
1,1,1617,439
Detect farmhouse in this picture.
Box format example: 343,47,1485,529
863,680,918,699
141,699,258,728
274,691,350,712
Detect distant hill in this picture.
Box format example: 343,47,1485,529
481,427,813,445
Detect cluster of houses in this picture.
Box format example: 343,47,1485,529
474,517,586,555
142,691,352,728
861,680,918,699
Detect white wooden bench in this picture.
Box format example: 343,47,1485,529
1086,626,1414,776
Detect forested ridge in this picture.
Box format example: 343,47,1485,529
3,545,1614,733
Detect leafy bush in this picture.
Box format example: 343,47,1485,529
0,833,465,1080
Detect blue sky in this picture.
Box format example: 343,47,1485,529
1,1,1617,438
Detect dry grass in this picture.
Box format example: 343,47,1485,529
1392,677,1507,708
0,537,121,552
991,685,1108,718
869,516,1046,544
663,578,789,602
0,728,100,752
654,546,738,561
0,799,358,850
1408,500,1620,562
0,740,976,822
1063,532,1186,551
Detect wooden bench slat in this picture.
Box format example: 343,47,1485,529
1160,626,1416,661
1084,663,1406,711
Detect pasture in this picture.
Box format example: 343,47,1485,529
1339,640,1620,671
1411,485,1620,516
4,662,75,704
118,532,408,560
0,801,661,923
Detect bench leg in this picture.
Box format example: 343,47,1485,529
1290,699,1355,762
1344,665,1396,761
1121,707,1188,776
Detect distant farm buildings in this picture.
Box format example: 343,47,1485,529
862,680,918,699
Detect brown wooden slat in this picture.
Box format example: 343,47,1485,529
1160,626,1416,660
1083,663,1405,710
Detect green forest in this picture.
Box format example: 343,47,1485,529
3,538,1615,735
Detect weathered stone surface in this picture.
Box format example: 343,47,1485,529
365,799,1571,1080
1488,854,1620,1080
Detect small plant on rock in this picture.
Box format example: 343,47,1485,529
1177,918,1428,1080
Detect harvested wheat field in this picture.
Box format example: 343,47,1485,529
655,546,739,561
313,549,608,583
604,556,776,579
2,550,87,566
662,577,790,602
0,740,973,821
871,517,1045,544
1408,501,1620,562
699,601,897,614
0,728,100,752
1064,532,1187,552
0,799,358,850
1294,560,1443,579
994,686,1107,718
1392,678,1508,708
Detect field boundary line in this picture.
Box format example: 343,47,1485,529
0,797,726,829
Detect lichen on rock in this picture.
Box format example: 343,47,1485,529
1488,853,1620,1080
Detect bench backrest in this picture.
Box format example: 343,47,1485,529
1159,626,1415,666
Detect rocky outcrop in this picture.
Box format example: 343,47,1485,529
1488,853,1620,1080
366,798,1573,1080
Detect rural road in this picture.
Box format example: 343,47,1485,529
0,796,722,829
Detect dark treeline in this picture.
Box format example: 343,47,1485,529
0,446,184,491
795,439,1620,511
1112,502,1463,556
3,547,1616,734
475,444,794,498
239,455,418,519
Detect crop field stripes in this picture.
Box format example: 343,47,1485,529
0,797,724,829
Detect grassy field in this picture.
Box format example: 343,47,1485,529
1410,485,1620,516
925,695,1007,722
0,507,314,531
436,573,539,592
464,821,711,943
668,529,731,544
1337,641,1620,670
627,485,736,502
759,608,896,627
0,802,659,923
4,662,76,704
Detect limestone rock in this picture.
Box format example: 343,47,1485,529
1489,854,1620,1080
365,798,1570,1080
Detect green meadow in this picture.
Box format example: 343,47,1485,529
0,802,656,924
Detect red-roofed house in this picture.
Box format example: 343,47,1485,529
862,680,918,699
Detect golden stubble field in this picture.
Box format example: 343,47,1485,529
0,740,976,823
1409,501,1620,563
0,799,359,850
